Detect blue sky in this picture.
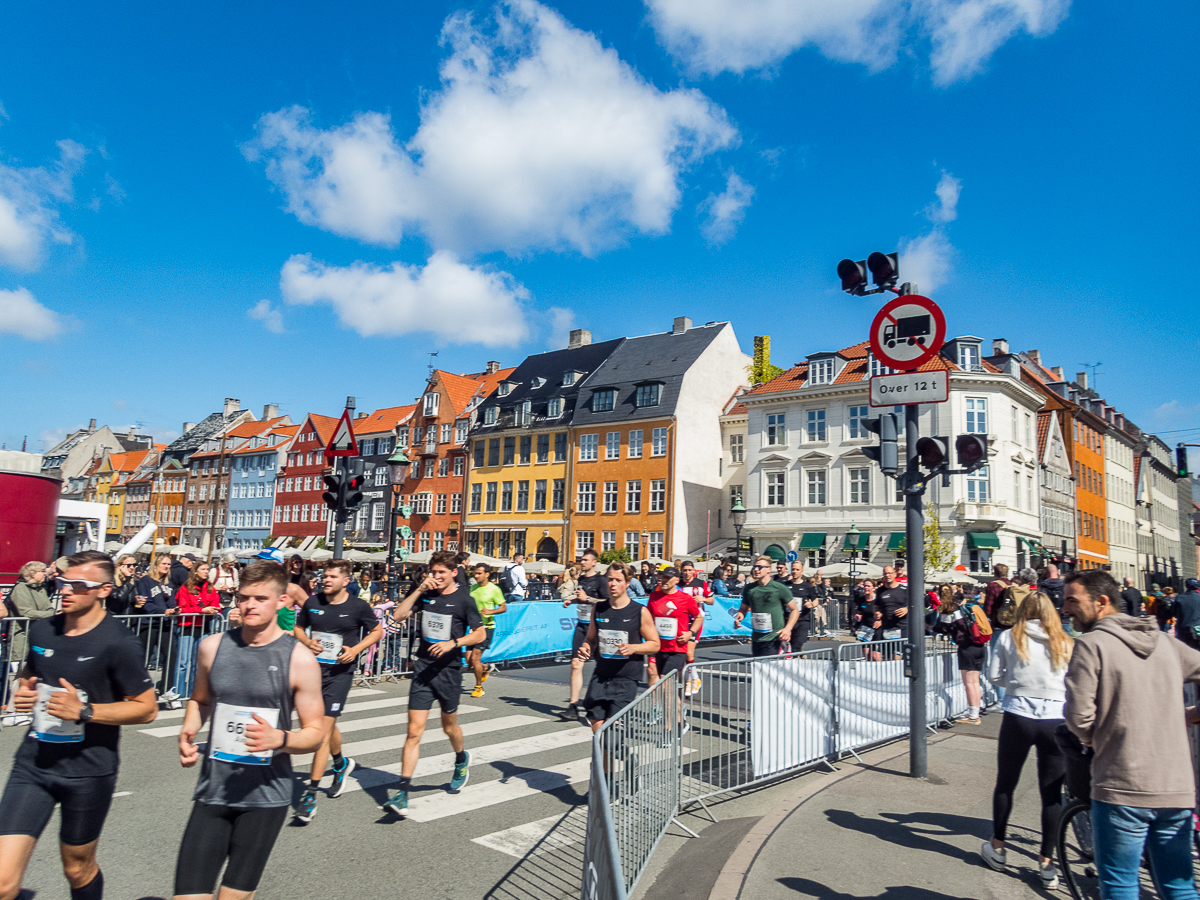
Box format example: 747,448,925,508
2,0,1197,464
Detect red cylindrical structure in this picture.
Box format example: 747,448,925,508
0,470,62,586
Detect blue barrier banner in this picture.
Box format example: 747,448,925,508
482,601,577,663
698,595,745,639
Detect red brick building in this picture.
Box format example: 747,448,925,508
273,414,339,542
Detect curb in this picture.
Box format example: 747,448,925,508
706,733,964,900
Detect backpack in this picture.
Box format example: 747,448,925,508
498,564,516,594
967,602,993,645
995,583,1030,628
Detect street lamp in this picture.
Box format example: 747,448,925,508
385,449,412,599
641,528,649,563
730,499,747,577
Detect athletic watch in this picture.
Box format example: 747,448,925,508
77,703,94,724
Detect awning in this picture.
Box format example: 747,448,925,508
763,544,788,561
842,531,870,552
967,532,1001,550
886,531,906,552
798,532,826,550
1019,537,1048,555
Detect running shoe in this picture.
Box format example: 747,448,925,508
1,714,32,727
382,788,408,813
481,669,490,683
1038,862,1059,889
329,756,356,798
296,790,318,824
682,679,696,697
450,752,470,791
691,675,702,694
471,685,485,698
979,841,1007,871
559,702,580,722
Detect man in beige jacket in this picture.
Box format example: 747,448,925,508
1063,569,1200,900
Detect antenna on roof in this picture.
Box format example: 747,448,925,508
428,351,439,376
1080,361,1102,392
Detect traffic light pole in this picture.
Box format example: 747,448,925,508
332,455,347,560
904,401,927,780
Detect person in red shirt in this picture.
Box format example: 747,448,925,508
647,567,704,692
677,560,713,695
168,561,221,699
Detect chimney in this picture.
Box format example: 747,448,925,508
128,426,136,439
88,418,96,433
485,361,501,375
568,329,592,350
1050,366,1064,380
673,316,692,335
991,338,1009,356
223,398,240,417
262,404,279,420
356,411,367,419
183,422,197,434
1027,349,1041,365
1076,372,1088,390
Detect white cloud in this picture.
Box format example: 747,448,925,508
0,139,86,271
546,306,577,350
899,228,953,294
0,287,64,340
928,171,961,222
699,172,754,245
246,0,737,257
279,252,530,347
644,0,1070,84
247,298,285,333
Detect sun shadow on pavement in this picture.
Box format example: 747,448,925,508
824,809,989,865
778,877,974,899
484,805,589,900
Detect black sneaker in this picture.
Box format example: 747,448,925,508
560,702,580,721
329,756,356,798
296,790,318,824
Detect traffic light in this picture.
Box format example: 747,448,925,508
916,437,949,469
955,434,988,470
322,473,344,512
867,251,899,287
862,414,899,477
1177,445,1189,478
837,259,867,294
345,459,365,509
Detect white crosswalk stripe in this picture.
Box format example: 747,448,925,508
138,695,412,738
472,810,587,858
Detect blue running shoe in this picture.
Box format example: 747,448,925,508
382,788,408,814
450,752,470,791
295,790,317,824
329,756,356,798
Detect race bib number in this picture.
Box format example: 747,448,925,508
210,704,280,766
311,631,343,664
654,617,679,639
751,612,774,633
883,628,902,641
32,684,86,743
598,629,625,659
577,604,593,623
422,611,453,642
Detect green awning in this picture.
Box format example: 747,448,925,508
842,531,870,552
968,532,1001,550
798,532,826,550
1019,537,1042,553
763,544,788,561
886,531,906,552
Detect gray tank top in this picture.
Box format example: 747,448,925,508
194,630,296,808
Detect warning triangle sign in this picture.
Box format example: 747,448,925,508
325,409,359,457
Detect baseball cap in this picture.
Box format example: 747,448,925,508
658,566,681,580
253,546,285,564
181,553,199,562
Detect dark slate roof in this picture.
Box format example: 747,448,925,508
572,322,728,426
472,338,625,435
163,411,248,460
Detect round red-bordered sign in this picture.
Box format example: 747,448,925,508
869,294,946,371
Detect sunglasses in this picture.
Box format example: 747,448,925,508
56,578,111,592
751,565,767,571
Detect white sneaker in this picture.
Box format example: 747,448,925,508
1039,862,1058,889
979,841,1007,871
2,714,32,727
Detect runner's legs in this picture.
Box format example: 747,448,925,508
308,717,337,787
0,834,36,900
402,708,430,778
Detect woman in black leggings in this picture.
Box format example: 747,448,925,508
979,588,1074,889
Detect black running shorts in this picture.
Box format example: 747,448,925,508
475,626,493,651
173,802,288,895
652,652,687,679
572,621,590,657
583,676,639,723
751,638,782,658
408,658,463,714
320,667,354,718
0,756,117,845
957,643,986,672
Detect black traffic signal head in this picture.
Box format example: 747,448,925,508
861,413,899,477
867,251,899,287
916,436,948,469
955,434,988,470
322,473,343,512
1177,445,1190,478
837,258,868,294
346,473,365,509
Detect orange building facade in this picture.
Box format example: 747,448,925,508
1073,409,1109,570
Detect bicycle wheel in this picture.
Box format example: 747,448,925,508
1059,799,1101,900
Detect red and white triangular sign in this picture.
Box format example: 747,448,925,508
325,409,359,458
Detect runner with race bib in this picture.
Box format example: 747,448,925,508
173,560,324,899
0,551,157,900
561,548,610,722
292,559,382,824
383,550,485,816
646,567,703,694
733,555,800,657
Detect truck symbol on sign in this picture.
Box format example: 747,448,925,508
883,314,931,349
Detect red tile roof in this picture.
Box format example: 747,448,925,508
439,368,516,416
1036,410,1052,459
308,414,341,446
355,404,416,435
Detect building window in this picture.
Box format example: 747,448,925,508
765,472,786,506
807,470,827,505
807,409,827,441
497,531,510,558
966,397,987,434
603,481,618,513
397,427,409,447
606,432,620,459
454,456,464,477
1013,469,1021,509
809,358,834,385
440,423,452,443
807,547,828,567
728,433,744,464
969,549,993,573
593,390,615,412
625,532,641,560
483,407,497,425
601,531,616,552
849,468,870,504
580,434,599,461
456,420,468,444
437,493,447,514
374,468,388,486
635,384,662,407
534,480,547,511
729,484,743,507
467,532,480,554
628,429,643,458
848,406,869,439
650,479,666,513
519,401,532,427
501,481,513,512
423,459,435,478
548,398,563,418
371,503,385,530
424,392,440,416
512,532,525,556
766,414,786,447
474,441,484,468
537,433,550,463
1027,474,1034,512
555,432,567,462
517,480,529,511
519,435,531,465
651,427,668,457
577,482,596,513
958,344,979,370
502,437,515,466
438,457,449,478
451,492,462,513
647,531,664,558
471,484,482,513
967,466,990,502
552,479,565,511
868,355,893,377
486,482,497,512
488,439,501,467
626,480,641,513
575,530,594,556
434,531,445,551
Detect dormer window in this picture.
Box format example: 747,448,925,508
532,377,546,389
520,401,532,426
634,383,662,408
497,382,513,397
482,407,498,426
959,343,979,370
592,389,615,412
423,392,440,416
809,358,835,385
868,354,894,377
548,397,563,418
562,371,579,386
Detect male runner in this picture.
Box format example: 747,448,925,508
468,563,507,697
676,560,713,695
173,561,324,900
382,550,485,814
561,548,610,721
646,568,703,719
732,556,800,656
0,550,157,900
291,559,381,824
786,560,818,649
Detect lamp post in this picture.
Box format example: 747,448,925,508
731,499,747,578
844,523,861,636
641,528,649,563
385,448,412,600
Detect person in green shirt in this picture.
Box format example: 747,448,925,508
733,555,800,657
468,564,508,697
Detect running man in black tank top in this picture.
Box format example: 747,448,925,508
174,561,324,900
561,548,610,721
575,562,660,731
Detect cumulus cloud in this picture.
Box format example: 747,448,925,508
279,252,530,346
0,287,64,340
899,228,953,294
928,171,961,222
247,298,285,333
246,0,737,257
0,139,86,271
545,306,577,349
699,172,754,245
645,0,1070,84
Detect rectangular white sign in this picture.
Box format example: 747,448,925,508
869,370,949,407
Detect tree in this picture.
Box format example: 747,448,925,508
923,502,958,578
600,548,630,564
747,335,785,385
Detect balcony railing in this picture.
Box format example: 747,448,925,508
954,500,1008,525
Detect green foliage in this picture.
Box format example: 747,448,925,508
748,335,787,385
600,548,631,564
923,503,958,577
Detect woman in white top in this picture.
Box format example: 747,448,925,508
980,590,1073,888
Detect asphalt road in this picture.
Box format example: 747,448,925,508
0,638,797,900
